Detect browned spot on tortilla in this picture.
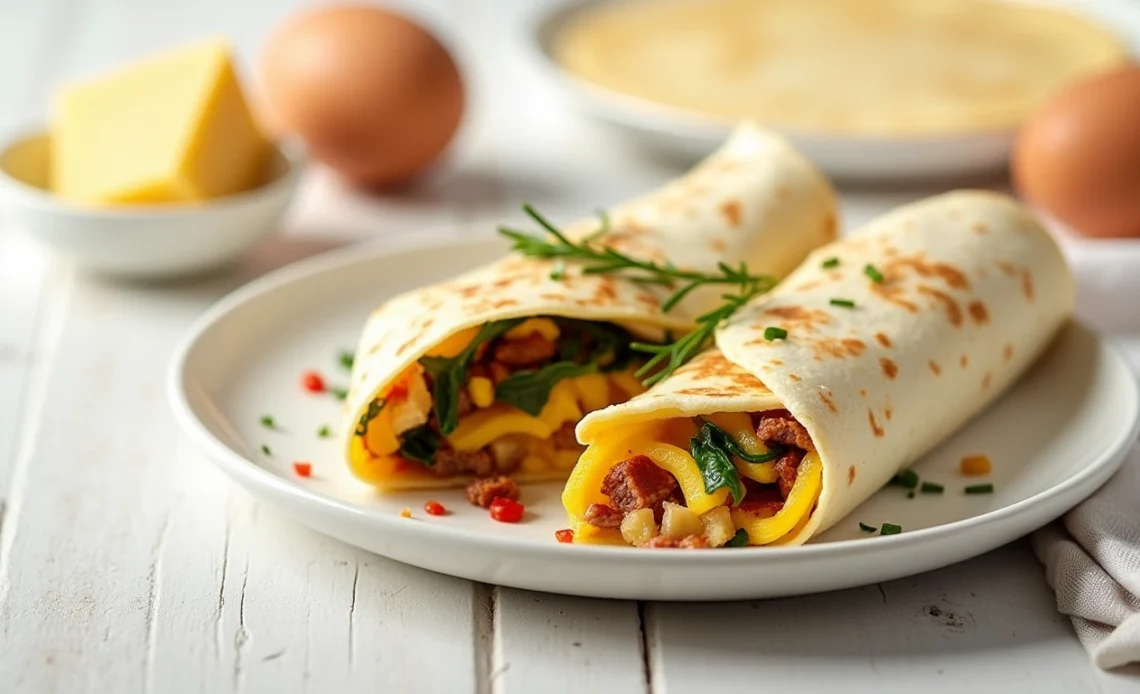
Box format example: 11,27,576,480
675,387,731,396
982,372,993,391
875,332,892,348
770,359,783,366
885,406,893,421
918,286,962,327
540,293,566,302
819,391,838,413
968,300,990,325
421,318,435,330
1003,343,1014,362
843,338,866,355
1021,270,1035,302
617,217,652,236
592,276,618,303
823,213,837,237
719,200,742,228
929,360,942,376
971,222,989,234
847,466,856,485
860,389,867,397
710,238,727,253
997,261,1017,278
395,336,418,357
871,283,920,313
788,373,801,382
869,410,885,437
880,358,899,380
459,284,481,298
635,293,661,308
887,255,970,290
794,280,824,292
812,337,866,360
762,305,833,331
960,354,969,368
882,247,900,258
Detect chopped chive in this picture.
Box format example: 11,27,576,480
260,444,271,456
726,529,749,547
338,351,355,370
907,490,916,499
920,481,944,494
829,298,856,309
764,326,788,341
317,425,331,439
880,523,902,536
822,257,840,269
259,415,276,429
330,387,349,401
550,260,566,281
864,264,885,283
858,522,877,533
889,469,919,489
965,483,994,495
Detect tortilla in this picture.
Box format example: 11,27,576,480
342,122,838,491
566,190,1074,546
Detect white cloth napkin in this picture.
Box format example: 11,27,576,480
1031,447,1140,670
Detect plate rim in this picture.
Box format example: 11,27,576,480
169,235,1140,569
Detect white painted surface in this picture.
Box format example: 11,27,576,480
0,0,1138,692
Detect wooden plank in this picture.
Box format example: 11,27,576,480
648,541,1114,693
493,588,646,694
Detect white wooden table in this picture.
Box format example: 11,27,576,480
1,1,1138,692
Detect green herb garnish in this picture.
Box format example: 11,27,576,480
339,351,354,370
260,444,271,456
689,422,746,505
726,529,750,547
864,264,885,283
907,490,916,499
496,361,599,415
330,387,349,401
829,298,856,309
260,415,277,429
920,481,944,494
501,204,777,384
397,425,442,466
822,257,840,269
764,326,788,341
317,425,331,439
549,260,566,281
859,522,877,533
419,318,524,435
354,399,384,437
880,523,902,536
698,418,785,464
889,469,919,489
965,483,994,495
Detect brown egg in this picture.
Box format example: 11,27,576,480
259,5,464,188
1012,65,1140,238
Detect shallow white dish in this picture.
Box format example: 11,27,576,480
169,236,1140,601
518,0,1140,182
0,128,304,280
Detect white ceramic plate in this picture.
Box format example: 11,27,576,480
517,0,1140,182
169,236,1140,601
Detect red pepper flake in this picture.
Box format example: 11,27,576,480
302,370,325,393
554,529,574,544
292,461,312,477
424,500,446,516
489,497,524,523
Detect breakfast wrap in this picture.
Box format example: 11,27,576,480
564,190,1074,546
341,123,838,494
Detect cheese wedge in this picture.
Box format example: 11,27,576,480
51,37,270,205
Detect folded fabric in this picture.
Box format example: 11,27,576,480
1032,446,1140,670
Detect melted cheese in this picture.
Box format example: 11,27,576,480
573,373,611,412
505,318,561,342
448,405,553,451
732,452,822,545
641,443,728,515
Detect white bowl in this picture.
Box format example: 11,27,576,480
519,0,1140,182
0,129,304,280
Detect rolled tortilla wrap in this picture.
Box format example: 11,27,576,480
565,190,1074,546
341,123,838,492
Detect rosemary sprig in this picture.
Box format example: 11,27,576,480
499,204,775,313
631,291,764,386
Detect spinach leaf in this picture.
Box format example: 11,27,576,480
419,319,523,435
569,319,638,372
495,361,599,415
725,529,750,547
398,425,442,467
700,419,786,464
689,422,746,505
